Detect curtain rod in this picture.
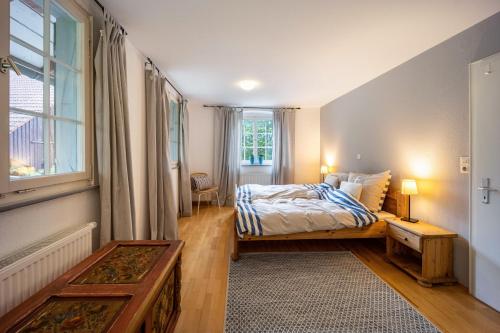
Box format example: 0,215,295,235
146,57,184,100
93,0,127,35
203,105,301,110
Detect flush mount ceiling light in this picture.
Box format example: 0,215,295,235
237,80,259,91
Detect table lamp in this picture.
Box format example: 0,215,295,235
320,165,328,182
401,179,419,223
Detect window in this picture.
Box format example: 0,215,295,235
169,99,179,163
241,113,273,165
1,0,91,194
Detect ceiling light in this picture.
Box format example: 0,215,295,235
237,80,259,91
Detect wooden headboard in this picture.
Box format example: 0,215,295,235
382,187,407,217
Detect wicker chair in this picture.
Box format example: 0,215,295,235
191,172,220,215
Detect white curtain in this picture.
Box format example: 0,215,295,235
213,107,242,205
94,11,135,246
271,109,296,185
179,100,192,216
145,67,178,240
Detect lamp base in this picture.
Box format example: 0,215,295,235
401,217,419,223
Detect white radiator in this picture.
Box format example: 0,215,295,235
0,222,97,316
239,173,272,185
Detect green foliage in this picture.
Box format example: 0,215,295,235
241,119,273,162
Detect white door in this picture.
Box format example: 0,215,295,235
470,52,500,311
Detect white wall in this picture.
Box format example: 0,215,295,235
295,108,320,184
188,104,320,188
189,102,215,178
0,190,100,258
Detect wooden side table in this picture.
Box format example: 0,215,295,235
384,218,458,287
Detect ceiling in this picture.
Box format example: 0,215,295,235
102,0,500,107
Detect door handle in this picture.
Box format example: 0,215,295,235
479,178,497,204
477,187,498,191
0,56,21,76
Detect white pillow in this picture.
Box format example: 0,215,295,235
339,181,363,201
324,172,349,188
348,170,391,212
324,174,339,188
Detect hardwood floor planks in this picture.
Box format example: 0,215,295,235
174,206,500,333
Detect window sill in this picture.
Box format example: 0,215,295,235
0,180,97,213
240,163,272,167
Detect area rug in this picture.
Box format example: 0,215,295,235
225,252,440,333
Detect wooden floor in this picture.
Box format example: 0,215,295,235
174,206,500,333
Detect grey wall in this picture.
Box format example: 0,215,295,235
320,12,500,286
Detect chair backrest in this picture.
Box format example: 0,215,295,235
191,172,212,191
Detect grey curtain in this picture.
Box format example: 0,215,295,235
213,107,242,205
94,11,135,246
145,67,178,240
271,109,296,184
179,100,192,216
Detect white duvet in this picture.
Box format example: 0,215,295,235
236,185,378,237
243,183,326,201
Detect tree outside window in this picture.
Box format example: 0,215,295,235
241,118,273,165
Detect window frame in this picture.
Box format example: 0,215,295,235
0,0,93,199
240,111,273,166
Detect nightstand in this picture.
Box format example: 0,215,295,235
384,217,458,287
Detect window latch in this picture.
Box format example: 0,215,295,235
1,56,21,76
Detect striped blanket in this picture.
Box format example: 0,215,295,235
236,185,378,237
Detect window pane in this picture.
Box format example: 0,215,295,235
9,113,46,178
9,57,45,114
265,148,272,161
256,120,266,134
265,133,272,146
243,120,253,134
244,148,253,161
266,120,272,131
9,115,84,179
8,0,88,183
53,119,84,173
50,61,81,120
244,134,253,146
257,133,265,148
10,0,44,52
257,148,265,158
50,1,80,68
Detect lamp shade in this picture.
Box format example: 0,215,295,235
320,165,328,175
401,179,418,195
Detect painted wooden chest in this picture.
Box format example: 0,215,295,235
0,240,184,333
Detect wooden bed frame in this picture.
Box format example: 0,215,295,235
231,187,407,261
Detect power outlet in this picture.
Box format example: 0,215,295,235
356,154,361,160
460,156,470,174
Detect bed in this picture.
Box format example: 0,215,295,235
231,182,405,260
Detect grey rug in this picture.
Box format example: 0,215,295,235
225,252,440,333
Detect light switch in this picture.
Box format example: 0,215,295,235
356,154,361,160
460,156,470,174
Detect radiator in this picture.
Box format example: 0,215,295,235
240,173,272,185
0,222,97,316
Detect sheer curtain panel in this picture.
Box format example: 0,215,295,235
271,109,295,185
213,107,242,205
94,11,135,245
179,100,192,216
145,68,178,240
